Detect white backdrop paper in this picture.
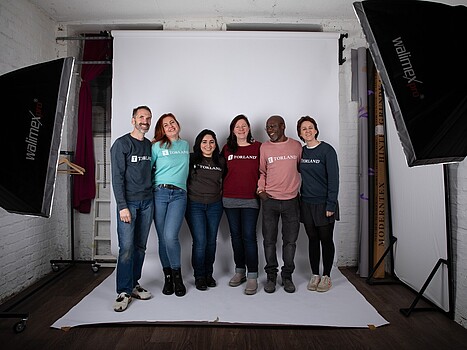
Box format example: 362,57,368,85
110,30,340,279
386,102,449,311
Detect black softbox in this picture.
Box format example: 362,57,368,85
354,1,467,167
0,57,74,217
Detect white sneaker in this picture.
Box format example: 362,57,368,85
113,292,132,312
132,285,152,300
307,275,321,291
317,275,332,292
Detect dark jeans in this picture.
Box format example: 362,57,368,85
116,198,154,294
224,207,259,278
185,199,223,278
261,196,300,278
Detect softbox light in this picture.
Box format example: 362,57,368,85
0,57,74,217
353,1,467,167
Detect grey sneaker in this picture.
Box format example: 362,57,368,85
307,275,321,291
244,278,258,295
317,275,332,292
282,277,296,293
113,292,132,312
229,273,246,287
264,274,277,293
132,284,152,300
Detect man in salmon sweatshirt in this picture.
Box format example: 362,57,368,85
257,115,302,294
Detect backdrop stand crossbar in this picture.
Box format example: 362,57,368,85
399,258,451,317
366,235,400,285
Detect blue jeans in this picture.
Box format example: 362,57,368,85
261,196,300,278
153,186,187,270
116,198,154,294
185,199,223,278
224,207,259,278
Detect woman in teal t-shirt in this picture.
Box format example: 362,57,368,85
151,113,189,297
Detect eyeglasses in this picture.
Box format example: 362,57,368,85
265,123,282,130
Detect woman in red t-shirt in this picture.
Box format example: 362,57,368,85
221,115,261,295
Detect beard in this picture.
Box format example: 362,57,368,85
135,123,150,134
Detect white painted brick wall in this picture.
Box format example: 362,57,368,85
450,161,467,327
0,0,71,303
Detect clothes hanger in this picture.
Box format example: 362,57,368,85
58,156,85,175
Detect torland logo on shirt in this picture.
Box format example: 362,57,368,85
267,155,298,164
162,150,189,156
131,155,151,162
301,158,321,164
227,154,257,161
197,164,222,172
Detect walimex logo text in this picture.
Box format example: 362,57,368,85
393,36,424,99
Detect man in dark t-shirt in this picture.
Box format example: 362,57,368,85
110,105,153,312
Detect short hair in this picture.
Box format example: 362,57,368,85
296,116,319,142
132,105,152,118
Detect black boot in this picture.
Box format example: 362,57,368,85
172,269,186,297
195,277,207,291
162,267,174,295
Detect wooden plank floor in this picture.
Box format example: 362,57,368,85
1,265,467,350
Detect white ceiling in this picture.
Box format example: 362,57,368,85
29,0,467,24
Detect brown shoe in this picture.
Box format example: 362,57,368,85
264,274,277,293
282,277,296,293
229,273,246,287
244,278,258,295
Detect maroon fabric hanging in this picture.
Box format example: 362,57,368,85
73,37,112,213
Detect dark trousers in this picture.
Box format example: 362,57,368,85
224,207,259,277
261,196,300,278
